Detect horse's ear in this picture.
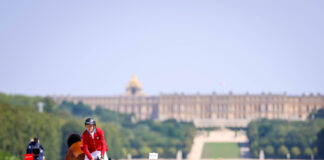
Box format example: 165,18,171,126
67,133,81,148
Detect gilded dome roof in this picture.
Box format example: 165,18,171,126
126,75,142,89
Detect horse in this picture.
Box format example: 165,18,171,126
64,133,85,160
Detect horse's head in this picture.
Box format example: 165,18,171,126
65,133,85,160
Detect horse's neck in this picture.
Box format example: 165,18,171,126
70,141,84,158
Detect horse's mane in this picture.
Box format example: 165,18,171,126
65,133,84,160
67,133,81,148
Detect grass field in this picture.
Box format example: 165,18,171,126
201,142,241,158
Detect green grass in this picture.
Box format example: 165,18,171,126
201,142,241,158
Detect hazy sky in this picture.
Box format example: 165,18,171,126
0,0,323,96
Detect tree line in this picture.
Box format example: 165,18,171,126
0,92,196,159
4,91,323,159
247,110,324,159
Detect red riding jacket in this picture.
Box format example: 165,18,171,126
81,128,108,159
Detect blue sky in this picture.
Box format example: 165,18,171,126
0,0,323,96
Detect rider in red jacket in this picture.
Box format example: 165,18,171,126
81,118,108,160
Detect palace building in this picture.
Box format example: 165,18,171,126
52,75,324,127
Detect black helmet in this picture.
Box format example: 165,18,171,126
85,118,96,126
33,137,39,143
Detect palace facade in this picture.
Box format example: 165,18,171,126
52,75,324,125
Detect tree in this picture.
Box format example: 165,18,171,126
130,149,139,157
101,123,124,159
314,109,324,119
247,122,258,138
278,145,289,157
286,131,307,149
0,151,19,160
253,150,259,158
249,141,259,157
317,128,324,158
246,119,324,158
156,147,164,155
139,146,151,157
313,147,318,156
265,145,274,157
291,146,301,157
121,148,128,158
72,102,92,117
59,100,93,117
259,138,270,148
304,147,313,157
43,96,57,113
0,102,62,160
0,92,42,109
166,147,177,158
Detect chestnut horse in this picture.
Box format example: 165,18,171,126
64,134,85,160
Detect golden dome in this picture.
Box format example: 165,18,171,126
126,75,142,89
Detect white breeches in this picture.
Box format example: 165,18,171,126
84,151,108,160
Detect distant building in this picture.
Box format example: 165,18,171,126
52,75,324,127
